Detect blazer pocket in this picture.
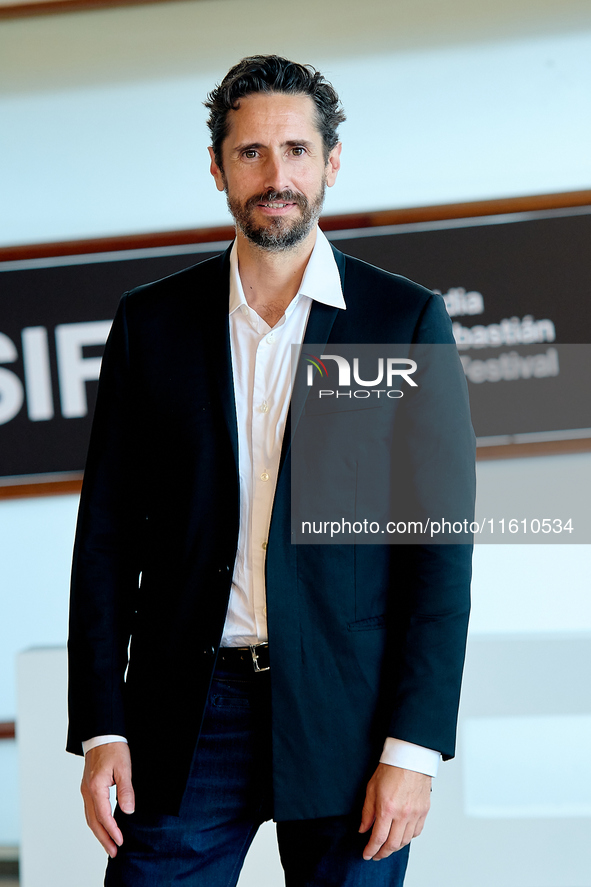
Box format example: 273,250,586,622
347,614,387,632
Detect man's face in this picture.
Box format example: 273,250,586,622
209,92,341,251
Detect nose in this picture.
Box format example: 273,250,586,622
262,151,289,194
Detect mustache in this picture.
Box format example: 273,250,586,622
246,189,308,209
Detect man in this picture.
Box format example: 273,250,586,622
68,55,475,886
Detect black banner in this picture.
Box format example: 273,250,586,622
334,208,591,443
1,206,590,482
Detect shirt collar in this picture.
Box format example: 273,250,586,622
229,227,346,316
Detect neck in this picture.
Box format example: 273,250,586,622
235,227,317,327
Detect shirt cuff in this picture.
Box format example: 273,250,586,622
82,735,128,755
380,737,440,777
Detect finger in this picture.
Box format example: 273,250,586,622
89,814,120,858
358,796,376,834
96,798,123,846
374,814,420,860
413,810,428,839
402,818,417,847
370,823,404,860
83,795,120,858
115,771,135,815
91,783,124,848
362,817,392,860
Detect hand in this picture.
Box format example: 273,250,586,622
359,763,431,861
80,742,135,858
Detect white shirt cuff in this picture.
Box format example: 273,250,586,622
82,735,128,755
380,737,440,777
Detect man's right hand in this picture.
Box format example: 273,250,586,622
80,742,135,857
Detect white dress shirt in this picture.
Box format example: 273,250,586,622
221,227,345,645
83,229,439,778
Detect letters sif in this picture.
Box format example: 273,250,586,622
0,320,112,425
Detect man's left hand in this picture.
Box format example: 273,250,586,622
359,763,431,860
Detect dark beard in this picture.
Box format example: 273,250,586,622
226,183,326,251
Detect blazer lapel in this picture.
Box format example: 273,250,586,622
209,246,239,473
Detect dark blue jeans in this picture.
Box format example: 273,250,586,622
105,665,410,886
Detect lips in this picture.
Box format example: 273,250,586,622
249,190,305,212
258,203,297,212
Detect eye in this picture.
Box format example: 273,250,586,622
291,146,306,156
242,149,259,159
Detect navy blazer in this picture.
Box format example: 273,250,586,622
67,243,475,820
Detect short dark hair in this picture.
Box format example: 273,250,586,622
204,55,346,167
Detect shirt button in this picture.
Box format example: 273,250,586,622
261,541,267,550
260,471,270,482
260,401,269,413
240,305,249,315
266,333,275,344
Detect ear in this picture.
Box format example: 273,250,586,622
325,142,342,188
208,147,226,192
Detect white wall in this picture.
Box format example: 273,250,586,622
0,495,80,850
1,0,590,246
0,495,79,721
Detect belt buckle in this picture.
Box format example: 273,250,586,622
249,643,270,673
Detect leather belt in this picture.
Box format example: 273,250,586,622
217,643,270,673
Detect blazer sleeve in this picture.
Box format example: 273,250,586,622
386,292,476,760
67,295,144,755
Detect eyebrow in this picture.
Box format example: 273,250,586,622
232,139,316,154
